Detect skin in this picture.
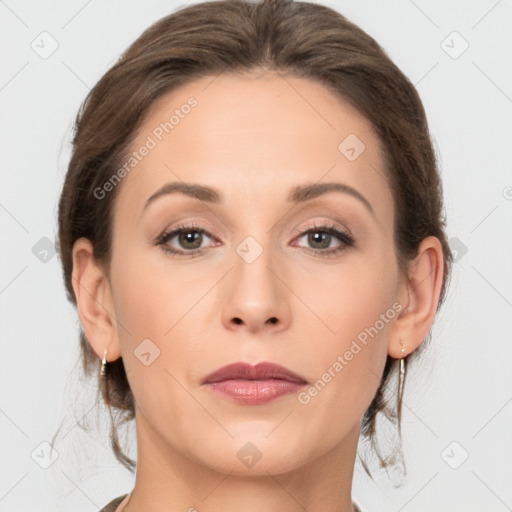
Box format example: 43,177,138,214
71,69,444,512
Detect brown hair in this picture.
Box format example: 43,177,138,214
56,0,453,479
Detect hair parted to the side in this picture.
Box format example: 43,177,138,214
55,0,453,480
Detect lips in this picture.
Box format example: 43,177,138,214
202,361,308,385
202,362,308,406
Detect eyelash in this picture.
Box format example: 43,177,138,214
155,221,355,258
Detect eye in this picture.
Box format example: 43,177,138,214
155,222,216,257
155,221,355,258
292,222,355,256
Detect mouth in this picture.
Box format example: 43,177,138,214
202,361,308,406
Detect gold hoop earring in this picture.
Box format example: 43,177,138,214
100,348,108,377
397,343,406,434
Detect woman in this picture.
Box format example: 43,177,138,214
56,0,453,510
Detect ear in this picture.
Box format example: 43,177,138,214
71,237,122,363
388,236,445,359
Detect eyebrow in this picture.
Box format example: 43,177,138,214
143,181,374,217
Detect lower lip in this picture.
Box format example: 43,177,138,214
204,379,306,405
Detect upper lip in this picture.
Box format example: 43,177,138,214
202,362,308,385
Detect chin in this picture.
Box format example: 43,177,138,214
187,432,318,477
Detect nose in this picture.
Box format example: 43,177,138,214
221,244,291,335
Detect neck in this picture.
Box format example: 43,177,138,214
121,407,360,512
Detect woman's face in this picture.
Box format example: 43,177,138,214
108,70,404,475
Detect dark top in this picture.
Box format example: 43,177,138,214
99,494,128,512
100,494,363,511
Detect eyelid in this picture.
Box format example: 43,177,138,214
290,218,353,240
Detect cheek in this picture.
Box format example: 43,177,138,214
295,250,397,415
110,250,219,374
296,244,398,346
113,270,169,339
109,253,201,417
110,241,200,338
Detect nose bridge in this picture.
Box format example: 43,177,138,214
230,199,278,279
233,231,279,300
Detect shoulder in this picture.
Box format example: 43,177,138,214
99,494,129,512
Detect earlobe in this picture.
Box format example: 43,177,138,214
71,237,122,363
388,236,445,359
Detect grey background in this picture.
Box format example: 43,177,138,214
1,0,511,510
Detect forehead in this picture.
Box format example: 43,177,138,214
114,70,393,224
